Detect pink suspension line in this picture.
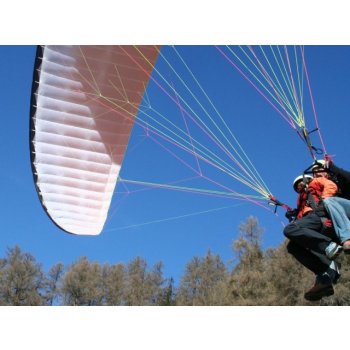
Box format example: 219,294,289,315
300,46,327,156
247,46,297,127
120,46,265,190
173,84,203,175
200,173,272,210
91,89,258,196
149,133,201,175
215,45,297,130
283,46,303,117
119,46,240,161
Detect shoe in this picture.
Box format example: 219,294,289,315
304,262,341,302
304,282,334,301
343,240,350,254
325,242,343,260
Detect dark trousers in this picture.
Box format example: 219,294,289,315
283,212,337,275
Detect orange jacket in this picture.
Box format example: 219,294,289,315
296,177,338,219
296,191,310,219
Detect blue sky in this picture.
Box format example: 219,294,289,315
1,45,350,286
1,1,350,347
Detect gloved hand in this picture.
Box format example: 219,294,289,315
285,209,298,221
324,158,333,169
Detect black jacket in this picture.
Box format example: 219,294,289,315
328,163,350,200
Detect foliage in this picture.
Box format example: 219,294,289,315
176,250,229,305
0,246,46,305
3,217,350,305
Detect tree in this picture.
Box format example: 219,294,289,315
158,277,175,306
228,216,267,305
101,263,125,306
0,246,46,305
45,263,65,306
123,257,166,305
233,216,264,263
176,250,229,305
61,257,104,306
228,216,348,305
262,242,314,305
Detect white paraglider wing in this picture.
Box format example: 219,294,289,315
30,45,159,235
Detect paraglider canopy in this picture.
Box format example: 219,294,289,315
30,45,160,235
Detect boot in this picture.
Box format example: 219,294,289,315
304,262,340,301
304,282,334,301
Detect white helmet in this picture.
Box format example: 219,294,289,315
293,174,313,192
311,159,326,172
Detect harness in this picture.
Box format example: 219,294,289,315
305,186,334,236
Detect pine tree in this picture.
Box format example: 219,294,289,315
61,257,104,306
228,216,268,305
101,263,125,305
124,257,166,305
45,263,65,306
176,250,229,305
0,246,46,305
